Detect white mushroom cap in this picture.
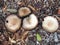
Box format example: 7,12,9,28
42,16,59,32
18,7,31,17
22,14,38,30
5,15,21,32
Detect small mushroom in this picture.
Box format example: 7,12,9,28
18,7,31,17
5,15,21,32
42,16,59,32
22,14,38,30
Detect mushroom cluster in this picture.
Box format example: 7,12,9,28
5,7,38,32
5,7,59,33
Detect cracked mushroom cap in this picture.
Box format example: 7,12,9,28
18,7,31,17
22,14,38,30
5,15,21,32
42,16,59,32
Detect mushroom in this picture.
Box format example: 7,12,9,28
42,16,59,32
18,7,31,17
5,15,21,32
22,14,38,30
